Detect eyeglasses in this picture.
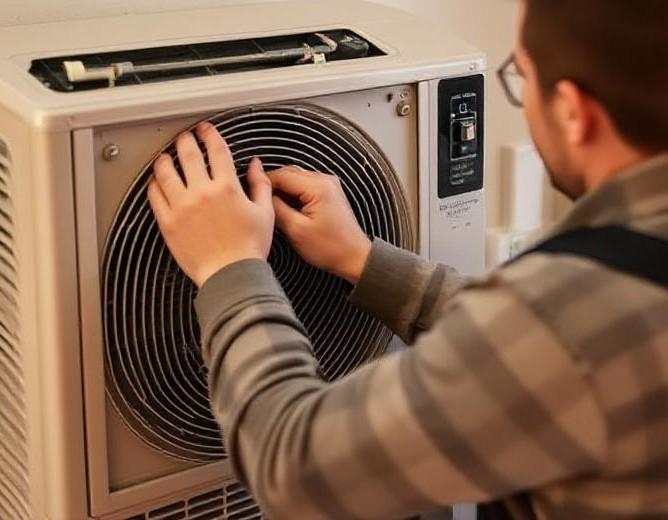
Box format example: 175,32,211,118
497,54,525,108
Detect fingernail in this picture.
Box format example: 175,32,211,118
197,122,212,132
253,157,265,173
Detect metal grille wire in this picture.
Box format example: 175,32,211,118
102,104,415,462
0,138,31,520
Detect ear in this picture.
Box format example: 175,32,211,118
553,80,597,146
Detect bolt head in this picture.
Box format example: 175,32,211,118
103,144,120,161
397,101,412,117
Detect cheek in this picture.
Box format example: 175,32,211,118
524,84,557,158
523,83,545,138
521,85,582,197
523,85,560,166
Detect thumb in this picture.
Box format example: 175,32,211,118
273,195,308,235
268,166,315,202
247,158,272,209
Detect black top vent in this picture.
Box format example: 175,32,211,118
29,30,385,93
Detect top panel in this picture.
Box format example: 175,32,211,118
0,0,485,129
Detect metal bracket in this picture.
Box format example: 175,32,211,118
63,33,338,87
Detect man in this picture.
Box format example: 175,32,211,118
147,0,668,518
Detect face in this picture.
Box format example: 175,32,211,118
514,2,586,198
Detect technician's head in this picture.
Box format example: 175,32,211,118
503,0,668,198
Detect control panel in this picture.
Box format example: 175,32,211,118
437,75,485,198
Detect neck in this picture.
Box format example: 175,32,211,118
582,145,650,193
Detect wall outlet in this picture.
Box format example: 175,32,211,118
486,227,543,268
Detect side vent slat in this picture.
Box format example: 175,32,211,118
127,483,264,520
147,501,185,520
0,138,30,520
0,333,23,383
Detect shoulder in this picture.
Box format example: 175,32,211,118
491,251,668,373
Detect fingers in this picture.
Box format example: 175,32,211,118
195,122,239,187
176,131,209,188
153,153,186,204
247,158,272,209
268,166,317,202
273,195,308,235
147,179,172,231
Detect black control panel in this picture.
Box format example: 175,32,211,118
438,75,485,199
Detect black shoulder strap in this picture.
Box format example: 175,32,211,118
518,226,668,289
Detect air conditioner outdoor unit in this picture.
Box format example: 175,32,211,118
0,1,486,518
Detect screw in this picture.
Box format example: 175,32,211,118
103,144,120,161
400,90,410,100
469,63,477,72
397,101,412,117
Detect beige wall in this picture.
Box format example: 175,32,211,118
0,0,529,226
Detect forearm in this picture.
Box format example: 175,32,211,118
196,259,468,519
196,259,474,519
196,260,331,517
196,259,607,520
350,239,468,344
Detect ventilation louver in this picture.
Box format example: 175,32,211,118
0,138,30,520
102,104,414,463
126,482,262,520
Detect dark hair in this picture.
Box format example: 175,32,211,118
522,0,668,152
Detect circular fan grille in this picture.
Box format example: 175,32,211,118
102,104,415,462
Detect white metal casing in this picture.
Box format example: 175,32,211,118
0,1,486,518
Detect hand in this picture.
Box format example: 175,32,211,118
270,167,371,284
148,123,275,288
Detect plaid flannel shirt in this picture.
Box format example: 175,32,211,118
195,153,668,519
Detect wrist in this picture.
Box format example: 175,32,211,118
338,238,372,285
194,253,267,288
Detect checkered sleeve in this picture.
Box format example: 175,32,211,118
195,253,608,520
350,239,469,344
